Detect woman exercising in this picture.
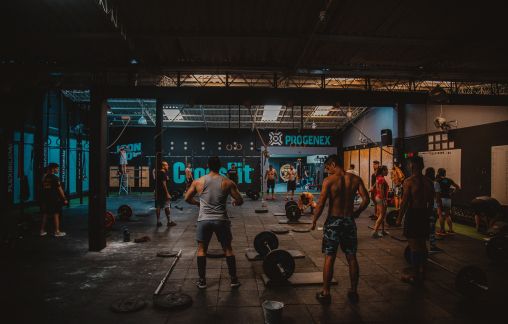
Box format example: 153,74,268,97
371,165,389,238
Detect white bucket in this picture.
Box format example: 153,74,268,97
262,300,284,324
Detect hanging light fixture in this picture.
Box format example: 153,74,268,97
346,107,353,119
311,122,317,129
138,115,147,125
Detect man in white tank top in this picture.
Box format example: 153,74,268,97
184,156,244,289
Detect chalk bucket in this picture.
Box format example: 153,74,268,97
262,300,284,324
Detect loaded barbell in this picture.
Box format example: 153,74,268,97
285,200,301,222
104,204,134,230
254,231,295,282
404,246,488,298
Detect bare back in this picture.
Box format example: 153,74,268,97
325,172,367,217
403,174,434,209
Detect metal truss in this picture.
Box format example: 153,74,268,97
152,73,508,95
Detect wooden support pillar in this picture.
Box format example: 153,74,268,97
88,87,108,251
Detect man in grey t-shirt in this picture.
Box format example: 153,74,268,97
185,156,244,289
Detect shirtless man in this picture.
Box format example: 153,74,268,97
285,165,297,201
298,192,317,213
185,163,193,192
311,154,370,305
185,156,244,289
264,165,278,200
396,156,434,284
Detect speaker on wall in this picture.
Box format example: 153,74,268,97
381,129,392,146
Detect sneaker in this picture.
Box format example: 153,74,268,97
40,231,47,237
371,231,382,239
230,277,241,288
446,230,455,235
196,278,207,289
315,291,331,305
347,290,359,304
156,222,163,227
382,230,389,236
54,232,66,237
167,221,177,227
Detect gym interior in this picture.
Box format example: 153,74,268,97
1,2,508,324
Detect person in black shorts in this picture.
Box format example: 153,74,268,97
396,156,434,284
40,163,68,237
310,155,370,305
185,162,194,193
285,165,297,201
227,164,238,184
155,161,176,227
185,156,244,289
264,165,277,200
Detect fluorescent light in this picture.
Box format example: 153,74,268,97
312,106,332,117
261,105,282,122
164,108,184,121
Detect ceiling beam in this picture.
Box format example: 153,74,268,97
105,86,508,106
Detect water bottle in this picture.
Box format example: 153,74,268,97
123,226,130,242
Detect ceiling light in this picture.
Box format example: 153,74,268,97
311,122,317,129
138,115,147,125
312,106,332,117
346,108,353,119
130,58,139,65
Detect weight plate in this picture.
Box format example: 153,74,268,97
269,226,289,234
255,208,268,213
170,191,180,201
105,211,115,230
118,204,133,221
250,192,260,201
110,296,147,313
455,265,488,297
263,249,295,282
254,231,279,257
286,205,301,222
404,246,411,264
285,201,298,210
292,228,310,233
386,209,398,226
153,292,193,310
245,189,253,197
486,235,508,262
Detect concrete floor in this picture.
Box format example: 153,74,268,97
2,194,507,324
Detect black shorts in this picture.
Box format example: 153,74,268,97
404,208,431,239
287,180,296,191
41,202,62,215
267,179,275,189
196,220,233,248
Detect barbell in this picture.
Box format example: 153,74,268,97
104,204,134,230
245,189,260,201
285,200,301,222
254,231,295,282
404,246,488,298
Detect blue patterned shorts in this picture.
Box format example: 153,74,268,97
322,216,357,255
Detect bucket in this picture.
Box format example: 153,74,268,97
262,300,284,324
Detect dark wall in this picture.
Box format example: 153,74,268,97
403,120,508,205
